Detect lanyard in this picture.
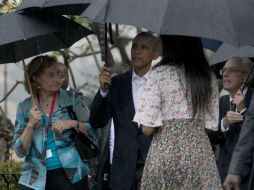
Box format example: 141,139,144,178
45,94,56,135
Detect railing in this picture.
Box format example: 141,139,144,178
0,173,20,190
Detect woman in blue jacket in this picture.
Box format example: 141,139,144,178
13,55,94,190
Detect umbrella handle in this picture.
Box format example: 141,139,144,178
100,23,110,89
16,44,41,128
242,64,254,91
16,43,36,107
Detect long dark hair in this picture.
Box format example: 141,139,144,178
158,35,212,116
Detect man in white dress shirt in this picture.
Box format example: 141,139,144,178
90,32,160,190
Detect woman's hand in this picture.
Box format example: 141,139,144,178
52,119,78,133
28,106,42,129
21,106,41,153
141,125,156,136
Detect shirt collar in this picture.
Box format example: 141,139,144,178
132,68,151,81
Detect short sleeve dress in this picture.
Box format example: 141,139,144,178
133,65,222,190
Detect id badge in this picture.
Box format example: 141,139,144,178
46,149,52,158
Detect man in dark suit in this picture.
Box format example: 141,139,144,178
96,63,131,190
90,32,160,190
223,94,254,190
208,57,254,188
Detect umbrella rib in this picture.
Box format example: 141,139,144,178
54,32,70,49
103,0,111,21
16,43,36,107
224,0,241,46
159,0,172,34
242,64,254,90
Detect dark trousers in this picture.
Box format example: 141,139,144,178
131,151,146,190
101,154,111,190
17,184,33,190
131,162,144,190
18,168,88,190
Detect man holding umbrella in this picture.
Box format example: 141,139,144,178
89,32,160,190
209,57,254,189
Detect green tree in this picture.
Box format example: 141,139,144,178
0,0,21,15
0,160,23,190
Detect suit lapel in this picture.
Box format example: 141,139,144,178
221,95,230,115
115,70,139,131
124,70,136,119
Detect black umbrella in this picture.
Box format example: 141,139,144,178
81,0,254,46
17,0,90,15
0,11,92,106
0,11,92,64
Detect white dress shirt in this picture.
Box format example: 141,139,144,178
132,70,150,112
221,87,247,132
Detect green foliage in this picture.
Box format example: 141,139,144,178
72,16,92,27
0,160,23,173
11,0,21,9
0,160,23,190
0,0,22,14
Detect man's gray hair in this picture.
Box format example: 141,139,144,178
231,56,254,84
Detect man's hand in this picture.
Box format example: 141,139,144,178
233,89,246,112
99,66,111,92
223,174,242,190
223,111,243,128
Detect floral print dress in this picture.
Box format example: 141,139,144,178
133,65,222,190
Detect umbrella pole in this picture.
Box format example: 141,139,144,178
99,23,110,89
242,64,254,91
16,43,40,128
16,43,37,107
99,23,108,65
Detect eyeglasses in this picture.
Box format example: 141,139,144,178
219,68,247,76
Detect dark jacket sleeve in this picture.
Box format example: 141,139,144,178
228,93,254,179
89,89,111,129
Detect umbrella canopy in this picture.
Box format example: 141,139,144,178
17,0,90,15
210,43,254,66
207,43,254,78
202,38,222,52
81,0,254,46
0,11,92,64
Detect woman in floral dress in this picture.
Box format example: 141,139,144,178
133,35,222,190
